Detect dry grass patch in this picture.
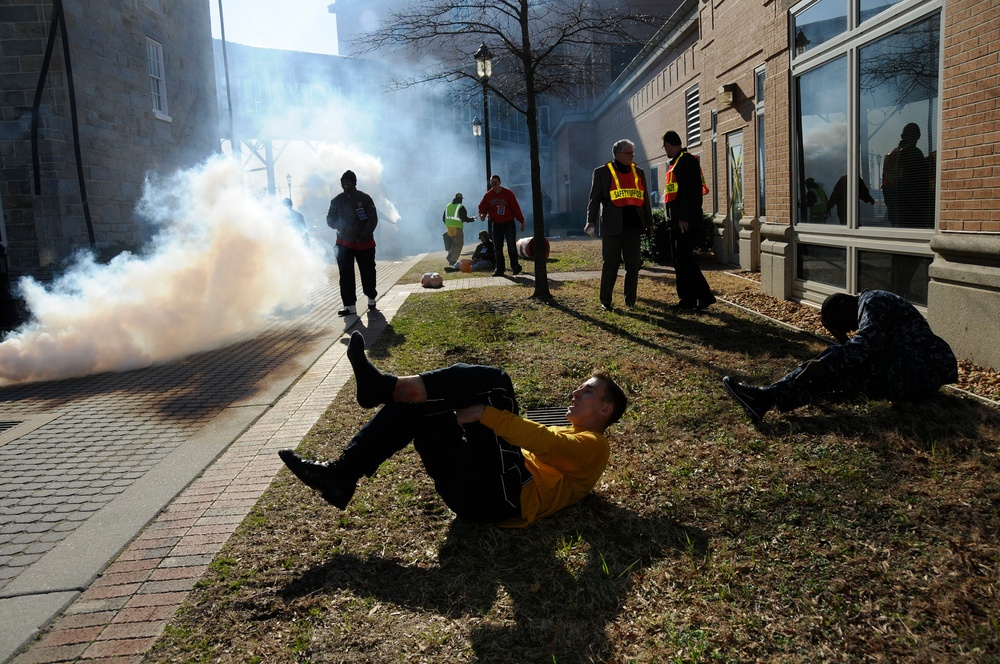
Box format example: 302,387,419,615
147,246,1000,663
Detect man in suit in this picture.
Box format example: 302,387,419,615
584,139,654,311
663,130,715,311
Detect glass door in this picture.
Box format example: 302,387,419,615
726,130,744,257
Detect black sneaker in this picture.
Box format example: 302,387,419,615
278,449,357,509
512,265,522,275
695,295,717,311
492,270,505,277
722,376,773,424
444,266,458,273
337,307,356,317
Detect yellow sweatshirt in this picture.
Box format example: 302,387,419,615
478,406,610,528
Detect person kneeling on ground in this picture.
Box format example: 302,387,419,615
722,290,958,423
280,332,628,527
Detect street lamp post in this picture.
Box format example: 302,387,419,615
285,173,292,202
474,44,493,236
474,44,493,188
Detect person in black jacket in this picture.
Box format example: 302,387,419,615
327,170,379,317
584,139,654,312
663,131,715,311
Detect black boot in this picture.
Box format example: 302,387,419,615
278,449,357,509
346,331,398,408
722,376,775,424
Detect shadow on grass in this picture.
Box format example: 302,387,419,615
281,495,707,662
545,293,821,381
778,390,999,456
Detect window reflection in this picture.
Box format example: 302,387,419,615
859,14,939,229
795,57,848,225
793,0,847,56
859,0,904,24
797,244,846,287
858,250,931,305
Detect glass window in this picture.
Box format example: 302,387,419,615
755,67,766,216
710,109,719,214
858,250,931,305
797,244,846,287
795,57,847,225
793,0,848,56
859,0,905,24
146,38,168,115
727,131,744,256
859,14,939,229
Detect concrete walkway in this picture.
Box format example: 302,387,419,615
1,255,593,663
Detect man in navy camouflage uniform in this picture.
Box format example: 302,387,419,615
723,290,958,423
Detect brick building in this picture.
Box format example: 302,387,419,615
555,0,1000,370
0,0,218,280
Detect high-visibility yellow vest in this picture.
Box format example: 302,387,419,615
664,150,709,202
606,162,645,207
444,202,464,228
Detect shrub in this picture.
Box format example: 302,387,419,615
641,209,715,265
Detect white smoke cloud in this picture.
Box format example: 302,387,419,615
0,157,327,385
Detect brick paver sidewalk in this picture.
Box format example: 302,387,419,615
4,255,589,663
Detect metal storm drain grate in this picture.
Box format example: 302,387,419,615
524,407,570,427
0,412,62,449
0,420,25,434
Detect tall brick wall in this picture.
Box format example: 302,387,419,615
0,0,218,279
938,0,1000,233
587,0,788,228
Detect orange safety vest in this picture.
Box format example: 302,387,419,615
606,162,645,207
664,150,709,202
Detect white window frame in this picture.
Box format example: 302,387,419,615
146,37,171,121
788,0,943,306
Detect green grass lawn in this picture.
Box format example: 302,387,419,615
147,241,1000,663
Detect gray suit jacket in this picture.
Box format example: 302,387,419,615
586,162,654,236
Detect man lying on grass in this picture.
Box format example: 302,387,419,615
280,331,627,527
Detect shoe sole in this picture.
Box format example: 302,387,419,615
722,377,765,424
279,449,353,509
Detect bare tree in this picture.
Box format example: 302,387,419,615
351,0,662,300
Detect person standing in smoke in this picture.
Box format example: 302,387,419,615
441,192,474,267
477,175,525,277
283,198,308,241
327,170,379,317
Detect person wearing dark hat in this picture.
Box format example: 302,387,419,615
445,230,495,273
662,130,715,311
469,230,496,272
442,193,474,267
327,170,379,317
